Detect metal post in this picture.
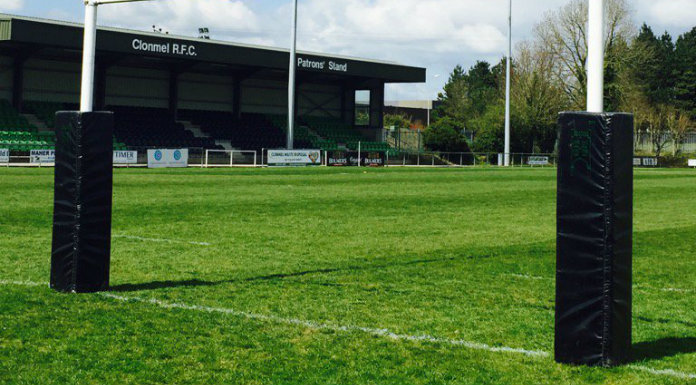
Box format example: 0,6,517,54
587,0,604,113
357,141,361,167
504,0,512,166
80,0,154,113
287,0,298,149
80,1,98,112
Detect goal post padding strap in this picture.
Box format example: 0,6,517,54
51,111,114,293
555,112,633,367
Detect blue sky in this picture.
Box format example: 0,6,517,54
1,0,694,100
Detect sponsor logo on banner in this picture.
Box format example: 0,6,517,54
689,159,696,167
346,151,385,167
327,151,349,166
147,149,189,168
30,149,55,164
633,158,642,166
113,151,138,164
363,152,385,167
0,149,9,163
268,150,321,166
528,156,550,166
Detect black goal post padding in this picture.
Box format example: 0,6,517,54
51,111,114,293
555,112,634,367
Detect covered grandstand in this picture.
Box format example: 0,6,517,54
0,14,426,158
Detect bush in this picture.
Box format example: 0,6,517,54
423,117,472,153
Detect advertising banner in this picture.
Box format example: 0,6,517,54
113,150,138,164
147,149,189,168
634,157,658,167
30,149,55,164
361,151,386,167
528,156,550,166
267,149,321,166
327,151,349,166
346,151,385,167
0,149,9,163
689,159,696,167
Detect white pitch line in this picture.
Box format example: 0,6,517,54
507,274,695,293
629,365,696,380
100,292,548,358
113,234,211,246
2,280,696,381
0,280,47,287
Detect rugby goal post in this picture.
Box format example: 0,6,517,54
205,149,258,167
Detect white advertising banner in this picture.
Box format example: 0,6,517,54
0,149,8,163
113,150,138,164
30,149,55,164
147,149,189,168
267,149,321,166
527,156,550,166
689,159,696,167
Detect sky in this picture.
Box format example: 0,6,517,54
1,0,694,101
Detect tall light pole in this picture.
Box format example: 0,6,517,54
503,0,512,166
287,0,299,150
587,0,604,113
80,0,155,112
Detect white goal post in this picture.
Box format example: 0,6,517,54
204,150,258,168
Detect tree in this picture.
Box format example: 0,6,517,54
665,107,694,155
674,27,696,119
384,114,412,130
511,42,568,152
646,105,671,157
434,61,499,137
534,0,634,110
422,117,471,153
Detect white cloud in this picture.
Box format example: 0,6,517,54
0,0,23,12
642,0,696,29
41,0,692,100
98,0,258,38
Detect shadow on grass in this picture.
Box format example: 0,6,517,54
108,254,487,292
631,337,696,362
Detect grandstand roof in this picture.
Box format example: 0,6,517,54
0,14,426,83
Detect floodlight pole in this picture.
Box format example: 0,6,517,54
287,0,298,149
587,0,604,113
80,0,154,112
503,0,512,166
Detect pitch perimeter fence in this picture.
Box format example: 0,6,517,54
4,147,695,168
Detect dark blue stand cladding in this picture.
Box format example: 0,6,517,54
555,112,633,367
51,111,114,293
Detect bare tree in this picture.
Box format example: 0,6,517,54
534,0,634,110
665,108,694,155
646,105,671,157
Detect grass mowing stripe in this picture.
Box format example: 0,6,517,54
3,279,695,381
113,234,212,246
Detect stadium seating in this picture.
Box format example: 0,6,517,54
110,106,219,150
179,110,313,151
2,99,395,154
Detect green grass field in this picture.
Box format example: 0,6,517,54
1,167,695,384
